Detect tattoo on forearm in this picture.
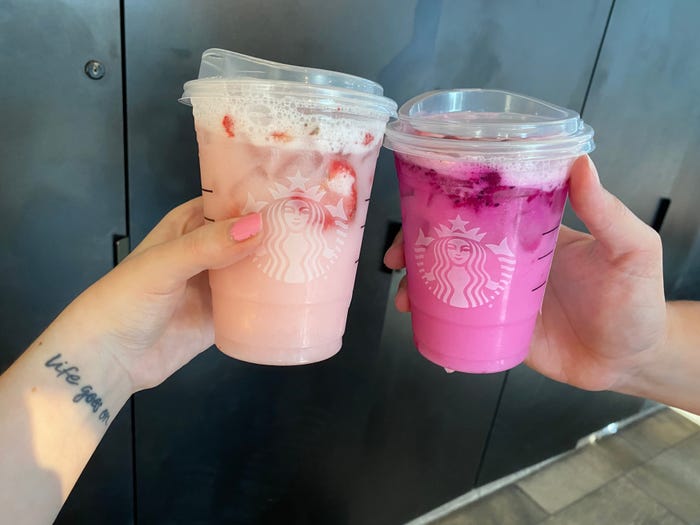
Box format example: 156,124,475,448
45,353,111,426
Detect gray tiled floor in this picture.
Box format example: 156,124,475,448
516,437,639,513
428,408,700,525
539,477,685,525
433,486,547,525
618,409,699,460
626,434,700,523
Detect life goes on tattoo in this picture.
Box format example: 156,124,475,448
45,353,111,426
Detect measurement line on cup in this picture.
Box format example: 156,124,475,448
201,187,213,193
537,249,554,260
364,198,370,202
204,216,215,222
541,225,559,236
360,224,366,229
531,281,547,292
354,258,360,264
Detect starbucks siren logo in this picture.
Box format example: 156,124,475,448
415,215,516,308
242,171,348,283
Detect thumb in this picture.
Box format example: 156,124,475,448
129,212,262,294
568,155,656,257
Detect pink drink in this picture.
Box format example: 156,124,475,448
395,153,571,372
182,49,396,365
196,121,383,364
384,90,594,373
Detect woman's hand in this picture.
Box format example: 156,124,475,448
61,197,262,392
0,197,262,524
524,156,666,391
384,156,668,393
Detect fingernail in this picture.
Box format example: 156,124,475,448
229,213,262,241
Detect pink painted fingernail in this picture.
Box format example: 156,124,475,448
229,213,262,241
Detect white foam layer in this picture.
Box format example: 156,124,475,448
399,153,574,189
191,93,387,155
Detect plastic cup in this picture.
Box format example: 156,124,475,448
180,49,397,365
383,89,594,373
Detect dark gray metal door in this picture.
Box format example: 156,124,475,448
0,1,133,523
558,0,700,303
479,0,700,485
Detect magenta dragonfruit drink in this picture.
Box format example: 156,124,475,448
384,90,594,373
181,49,396,365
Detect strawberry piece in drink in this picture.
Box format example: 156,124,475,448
222,115,235,137
322,160,358,222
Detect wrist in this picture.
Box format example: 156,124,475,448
33,310,134,425
609,302,672,400
0,309,132,520
612,301,700,413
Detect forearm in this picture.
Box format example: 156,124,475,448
618,301,700,414
0,310,132,525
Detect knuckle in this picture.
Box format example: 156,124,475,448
164,199,203,231
183,228,207,259
609,194,629,221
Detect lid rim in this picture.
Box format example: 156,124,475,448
384,126,595,159
180,78,398,116
383,143,596,161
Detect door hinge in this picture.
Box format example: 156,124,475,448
113,235,130,266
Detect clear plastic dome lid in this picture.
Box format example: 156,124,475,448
384,89,594,160
180,48,397,118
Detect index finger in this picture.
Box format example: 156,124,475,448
128,198,205,259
